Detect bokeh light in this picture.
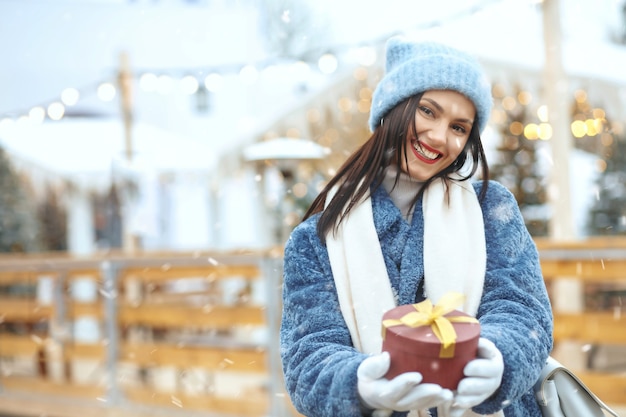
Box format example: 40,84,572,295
204,73,223,92
97,82,116,101
60,88,80,106
318,53,338,74
47,102,65,121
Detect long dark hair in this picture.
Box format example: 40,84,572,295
304,93,489,242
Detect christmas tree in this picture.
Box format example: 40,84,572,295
488,84,550,237
578,92,626,235
0,146,40,252
36,186,67,251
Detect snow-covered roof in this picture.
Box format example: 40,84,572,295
0,119,220,190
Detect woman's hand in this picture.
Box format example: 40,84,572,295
448,337,504,416
357,352,453,413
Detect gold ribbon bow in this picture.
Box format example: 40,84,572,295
382,292,479,358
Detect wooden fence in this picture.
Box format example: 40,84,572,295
0,248,299,417
535,237,626,407
0,239,625,416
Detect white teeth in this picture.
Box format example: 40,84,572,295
413,141,439,160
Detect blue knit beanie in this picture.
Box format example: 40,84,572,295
369,36,492,133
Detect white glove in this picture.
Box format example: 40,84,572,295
357,352,453,413
449,337,504,416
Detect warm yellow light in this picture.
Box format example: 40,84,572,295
47,102,65,121
492,84,506,99
504,135,519,150
524,123,539,140
592,108,606,120
585,119,598,136
357,99,370,113
510,121,524,136
574,89,587,103
326,128,339,143
292,182,308,198
537,105,549,122
359,87,373,100
307,108,321,124
538,123,552,140
491,109,507,124
353,67,368,81
600,133,613,147
318,135,331,147
286,128,300,138
596,159,607,173
502,96,516,111
571,120,586,138
518,91,532,105
338,97,353,112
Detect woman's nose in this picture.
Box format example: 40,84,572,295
426,123,447,146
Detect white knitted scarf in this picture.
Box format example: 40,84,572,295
325,178,504,417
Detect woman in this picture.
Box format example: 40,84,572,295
280,36,553,417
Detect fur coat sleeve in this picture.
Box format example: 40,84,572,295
280,180,553,417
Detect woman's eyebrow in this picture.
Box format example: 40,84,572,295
422,97,444,113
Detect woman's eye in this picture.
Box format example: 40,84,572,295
418,106,433,116
452,125,467,134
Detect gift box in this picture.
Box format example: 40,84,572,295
381,292,480,390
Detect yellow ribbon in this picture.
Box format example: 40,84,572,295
382,292,478,358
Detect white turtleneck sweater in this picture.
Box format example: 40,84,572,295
381,166,424,223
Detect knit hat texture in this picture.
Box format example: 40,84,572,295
369,36,493,133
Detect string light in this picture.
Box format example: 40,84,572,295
97,83,116,101
204,73,223,92
47,102,65,121
29,107,46,124
139,73,158,92
180,75,199,95
61,88,80,106
318,53,338,74
0,0,577,127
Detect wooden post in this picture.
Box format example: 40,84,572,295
117,52,140,251
542,0,574,240
542,0,584,370
118,52,134,163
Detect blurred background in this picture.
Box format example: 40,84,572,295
0,0,625,416
1,0,625,253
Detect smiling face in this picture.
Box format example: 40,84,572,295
401,90,476,181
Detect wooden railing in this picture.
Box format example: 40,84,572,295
535,237,626,407
0,248,301,417
1,239,625,416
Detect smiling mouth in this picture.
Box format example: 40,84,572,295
412,139,443,162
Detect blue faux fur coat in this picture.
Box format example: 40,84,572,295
280,180,553,417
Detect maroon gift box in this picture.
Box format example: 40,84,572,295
381,299,481,390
